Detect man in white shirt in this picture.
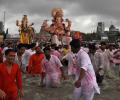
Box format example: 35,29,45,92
22,43,36,72
70,39,100,100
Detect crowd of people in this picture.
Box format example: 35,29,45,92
0,39,120,100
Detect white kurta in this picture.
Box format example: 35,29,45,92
73,49,100,100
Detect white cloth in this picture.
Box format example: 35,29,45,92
2,47,8,54
2,47,13,61
51,35,61,46
62,36,72,45
81,47,89,53
15,53,25,72
22,49,35,67
73,49,100,100
73,87,95,100
94,49,112,71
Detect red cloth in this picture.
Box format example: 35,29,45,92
0,48,3,63
0,52,3,63
28,53,44,75
0,63,22,100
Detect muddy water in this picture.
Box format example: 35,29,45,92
21,75,120,100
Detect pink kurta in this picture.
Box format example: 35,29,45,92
51,50,61,60
62,52,80,76
42,55,63,85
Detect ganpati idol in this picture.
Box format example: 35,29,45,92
41,8,72,45
16,15,35,44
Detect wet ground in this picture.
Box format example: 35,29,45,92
21,75,120,100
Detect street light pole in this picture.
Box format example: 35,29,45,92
3,11,5,32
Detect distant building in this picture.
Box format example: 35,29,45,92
101,36,108,41
0,21,4,33
97,22,105,34
107,24,120,42
96,22,108,40
109,24,119,34
9,34,20,38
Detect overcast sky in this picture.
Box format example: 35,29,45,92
0,0,120,34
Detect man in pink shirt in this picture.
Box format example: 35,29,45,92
51,44,61,60
62,52,80,78
42,47,65,88
70,39,100,100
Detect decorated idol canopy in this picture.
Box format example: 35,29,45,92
16,15,35,44
41,8,72,46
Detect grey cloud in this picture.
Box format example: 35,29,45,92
80,0,120,18
1,0,120,17
0,0,120,33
